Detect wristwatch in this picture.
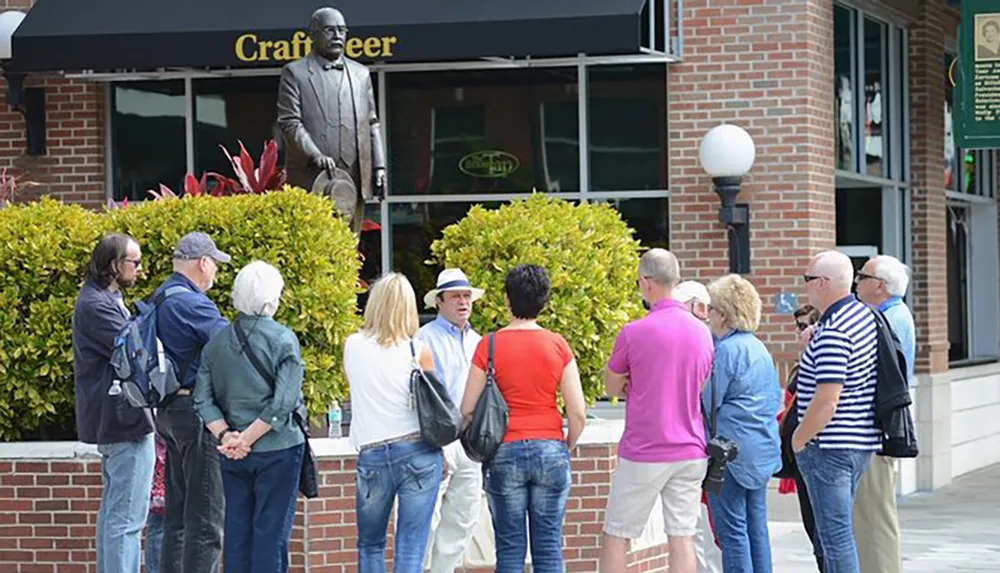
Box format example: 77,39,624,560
216,428,233,442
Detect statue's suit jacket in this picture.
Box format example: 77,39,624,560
276,52,386,200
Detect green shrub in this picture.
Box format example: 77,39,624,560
0,199,108,440
0,190,360,440
429,194,644,404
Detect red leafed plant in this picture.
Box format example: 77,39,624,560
221,139,286,194
147,139,285,199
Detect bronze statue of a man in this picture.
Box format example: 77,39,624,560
277,7,386,232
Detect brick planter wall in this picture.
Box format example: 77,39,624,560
1,422,673,572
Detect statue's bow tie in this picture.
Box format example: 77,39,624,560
323,61,345,71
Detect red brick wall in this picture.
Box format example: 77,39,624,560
1,442,670,572
908,0,951,375
668,0,836,376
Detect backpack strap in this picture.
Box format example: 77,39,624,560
152,285,190,307
485,333,495,384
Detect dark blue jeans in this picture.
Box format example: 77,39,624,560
795,445,873,573
706,469,773,573
356,440,443,573
219,443,304,573
156,395,224,573
483,440,570,573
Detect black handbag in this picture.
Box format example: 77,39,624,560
409,340,462,447
774,369,801,479
234,320,319,499
460,333,509,463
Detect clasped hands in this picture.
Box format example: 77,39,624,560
218,431,252,460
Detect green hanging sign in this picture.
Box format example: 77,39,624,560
955,0,1000,148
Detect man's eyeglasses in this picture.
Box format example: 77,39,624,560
122,259,142,270
855,272,882,284
803,275,826,284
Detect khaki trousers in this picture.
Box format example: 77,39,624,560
852,454,901,573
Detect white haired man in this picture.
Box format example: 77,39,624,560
672,281,722,573
852,255,915,573
792,251,880,573
419,269,484,573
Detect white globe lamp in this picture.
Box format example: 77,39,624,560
698,124,756,274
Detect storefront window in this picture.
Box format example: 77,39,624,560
193,77,281,178
864,18,886,177
834,5,855,172
389,201,506,298
386,68,579,196
587,65,667,192
592,197,669,248
835,187,883,253
947,205,971,362
111,81,186,202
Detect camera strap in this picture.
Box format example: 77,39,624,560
707,365,719,439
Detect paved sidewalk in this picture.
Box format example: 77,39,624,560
768,463,1000,572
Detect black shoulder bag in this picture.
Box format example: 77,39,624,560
409,340,462,447
460,333,509,463
234,320,319,498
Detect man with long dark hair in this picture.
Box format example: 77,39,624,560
73,233,154,573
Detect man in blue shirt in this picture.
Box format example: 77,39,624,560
418,269,484,573
153,232,231,573
852,254,915,573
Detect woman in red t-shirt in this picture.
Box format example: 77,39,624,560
460,264,587,573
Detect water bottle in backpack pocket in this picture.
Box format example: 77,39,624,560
110,286,189,408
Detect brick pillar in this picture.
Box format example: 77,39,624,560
909,0,952,491
669,0,836,373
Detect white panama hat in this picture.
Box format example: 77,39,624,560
423,268,485,309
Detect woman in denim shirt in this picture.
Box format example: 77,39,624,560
702,274,782,573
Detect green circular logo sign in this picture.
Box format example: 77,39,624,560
458,150,520,179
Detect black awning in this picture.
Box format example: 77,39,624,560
10,0,651,73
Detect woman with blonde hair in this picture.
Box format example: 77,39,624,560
343,273,443,573
701,274,782,573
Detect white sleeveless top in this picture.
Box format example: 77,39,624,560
343,331,423,449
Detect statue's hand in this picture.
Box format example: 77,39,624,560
312,155,337,172
373,168,386,201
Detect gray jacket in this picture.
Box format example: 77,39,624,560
72,281,153,445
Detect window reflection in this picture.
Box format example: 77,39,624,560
864,18,886,176
945,54,958,190
387,68,579,196
588,66,667,191
193,77,281,180
389,202,505,299
111,81,186,202
592,197,669,248
834,6,855,171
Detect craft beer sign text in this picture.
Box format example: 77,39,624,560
235,31,398,63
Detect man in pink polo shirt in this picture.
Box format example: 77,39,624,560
599,249,714,573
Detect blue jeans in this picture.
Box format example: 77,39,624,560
795,445,873,573
706,469,773,573
483,440,570,573
96,433,155,573
219,443,304,573
356,440,443,573
145,512,165,573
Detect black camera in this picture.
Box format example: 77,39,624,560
702,436,739,495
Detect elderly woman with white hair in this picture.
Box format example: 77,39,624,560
193,260,305,573
702,274,782,573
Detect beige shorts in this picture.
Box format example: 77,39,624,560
603,457,708,538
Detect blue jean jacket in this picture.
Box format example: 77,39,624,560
702,330,782,490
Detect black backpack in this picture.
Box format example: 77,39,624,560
460,333,509,463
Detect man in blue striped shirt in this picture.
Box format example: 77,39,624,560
792,251,879,573
852,255,915,573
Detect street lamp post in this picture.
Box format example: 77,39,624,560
698,124,756,275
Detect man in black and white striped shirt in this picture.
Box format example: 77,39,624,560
792,251,878,573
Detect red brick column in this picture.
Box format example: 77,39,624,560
908,0,951,375
668,0,837,376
